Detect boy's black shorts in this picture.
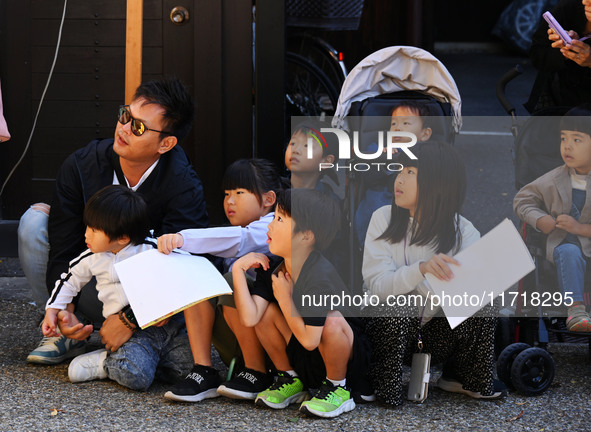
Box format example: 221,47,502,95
286,317,371,391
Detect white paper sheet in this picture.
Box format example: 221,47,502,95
425,219,535,329
115,249,232,329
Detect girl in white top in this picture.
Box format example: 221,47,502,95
362,142,501,406
157,158,285,403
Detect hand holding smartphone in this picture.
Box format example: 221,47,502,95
543,11,572,45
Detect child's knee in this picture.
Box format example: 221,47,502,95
255,303,284,336
221,304,241,330
321,315,353,344
105,361,154,391
259,303,279,323
104,353,156,391
554,243,583,261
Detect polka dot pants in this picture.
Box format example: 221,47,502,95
364,311,496,406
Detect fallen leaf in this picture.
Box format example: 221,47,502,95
287,417,299,423
506,410,524,422
515,402,527,405
501,192,508,196
50,409,58,416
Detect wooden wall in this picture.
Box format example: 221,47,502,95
0,0,268,224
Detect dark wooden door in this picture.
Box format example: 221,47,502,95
0,0,281,225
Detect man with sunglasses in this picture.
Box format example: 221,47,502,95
19,77,208,365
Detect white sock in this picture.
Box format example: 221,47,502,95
328,377,346,387
285,370,298,377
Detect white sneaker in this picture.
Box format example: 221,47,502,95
68,349,108,383
436,376,505,399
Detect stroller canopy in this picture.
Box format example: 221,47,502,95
332,46,462,132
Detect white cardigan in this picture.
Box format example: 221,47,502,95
46,241,156,318
362,206,480,320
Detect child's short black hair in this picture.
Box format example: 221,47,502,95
291,119,339,158
389,100,434,129
276,188,341,251
133,77,195,143
222,158,284,206
83,185,149,245
561,103,591,137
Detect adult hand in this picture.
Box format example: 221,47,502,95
99,314,133,352
561,38,591,67
57,310,94,340
548,28,572,48
536,214,557,234
157,233,184,254
556,214,580,234
419,253,459,281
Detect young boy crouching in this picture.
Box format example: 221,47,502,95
231,189,372,418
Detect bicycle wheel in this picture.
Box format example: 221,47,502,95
287,32,347,88
285,51,340,121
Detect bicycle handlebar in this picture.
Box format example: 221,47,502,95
496,64,524,116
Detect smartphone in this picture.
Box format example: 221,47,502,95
271,261,286,277
543,11,572,45
407,353,431,403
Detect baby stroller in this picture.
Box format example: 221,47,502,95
330,46,462,292
496,65,591,396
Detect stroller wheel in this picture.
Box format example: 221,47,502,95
510,347,555,396
497,342,530,389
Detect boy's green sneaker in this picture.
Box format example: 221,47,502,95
255,371,308,409
299,380,355,418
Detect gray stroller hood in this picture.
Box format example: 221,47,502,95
332,46,462,132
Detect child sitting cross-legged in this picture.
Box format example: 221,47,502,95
43,185,193,391
231,189,372,418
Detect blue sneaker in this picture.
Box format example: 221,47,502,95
27,335,87,365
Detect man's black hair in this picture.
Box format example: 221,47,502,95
134,77,195,143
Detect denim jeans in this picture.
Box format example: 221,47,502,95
104,314,193,391
553,243,587,303
17,206,50,307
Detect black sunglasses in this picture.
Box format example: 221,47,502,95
118,105,173,137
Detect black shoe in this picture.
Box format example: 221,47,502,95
164,364,222,402
351,377,376,404
217,367,273,400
